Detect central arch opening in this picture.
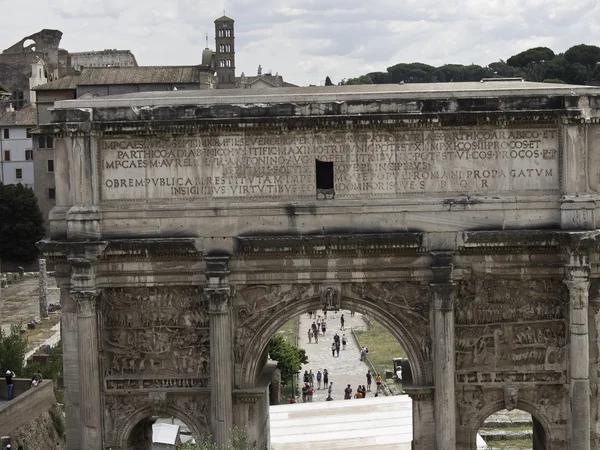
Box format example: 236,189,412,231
242,290,427,450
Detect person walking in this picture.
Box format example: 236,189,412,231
5,369,15,400
308,328,312,344
321,319,327,336
376,373,383,394
335,341,340,357
360,346,369,361
307,384,314,402
366,372,372,391
340,314,345,330
301,383,308,402
327,381,333,397
344,384,352,400
361,385,367,398
323,369,329,387
316,370,322,389
342,334,347,349
308,370,314,387
331,342,336,357
313,327,319,344
303,370,309,385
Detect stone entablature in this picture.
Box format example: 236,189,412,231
40,82,600,242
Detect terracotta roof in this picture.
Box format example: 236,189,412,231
77,66,204,85
0,104,37,126
32,75,80,91
34,66,207,91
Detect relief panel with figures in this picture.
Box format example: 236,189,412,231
455,278,567,382
101,287,211,390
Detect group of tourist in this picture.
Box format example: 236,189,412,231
330,333,348,357
307,317,327,343
300,369,332,402
294,370,383,403
344,384,373,399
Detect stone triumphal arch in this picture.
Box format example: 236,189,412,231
40,82,600,449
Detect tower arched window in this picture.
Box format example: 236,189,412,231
225,29,231,37
218,29,224,37
225,44,231,52
219,44,224,52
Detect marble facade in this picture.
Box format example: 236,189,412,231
39,82,600,449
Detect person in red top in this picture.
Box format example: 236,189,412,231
289,396,297,404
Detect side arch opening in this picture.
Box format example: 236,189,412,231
470,400,551,450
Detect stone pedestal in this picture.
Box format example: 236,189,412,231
566,267,591,450
404,387,435,450
431,282,456,450
205,255,233,447
73,290,102,450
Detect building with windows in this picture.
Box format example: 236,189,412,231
215,16,236,88
0,104,35,188
33,129,55,232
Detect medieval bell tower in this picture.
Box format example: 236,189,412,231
214,15,236,89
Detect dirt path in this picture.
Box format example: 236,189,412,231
0,275,61,350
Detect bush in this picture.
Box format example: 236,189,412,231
181,426,259,450
0,324,28,374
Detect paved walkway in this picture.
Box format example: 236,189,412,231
296,311,378,402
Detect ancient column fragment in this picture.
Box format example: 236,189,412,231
39,258,48,318
205,256,233,447
431,253,456,450
73,289,102,450
565,265,591,450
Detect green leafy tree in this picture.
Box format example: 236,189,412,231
366,71,390,84
487,60,525,78
341,74,373,85
0,324,28,374
564,44,600,68
324,76,333,86
23,340,63,380
181,427,257,449
507,47,555,68
268,334,308,385
387,62,435,83
0,183,45,262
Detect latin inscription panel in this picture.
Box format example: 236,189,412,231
99,127,560,202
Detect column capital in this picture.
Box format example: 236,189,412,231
403,386,434,401
71,290,99,317
205,288,231,314
431,282,456,311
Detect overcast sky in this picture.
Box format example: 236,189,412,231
1,0,599,86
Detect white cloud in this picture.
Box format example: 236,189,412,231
0,0,599,86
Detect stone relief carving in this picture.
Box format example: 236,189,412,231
457,384,564,429
455,278,567,376
320,285,341,311
503,385,519,411
349,282,430,324
104,393,210,445
234,284,312,363
101,287,210,385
